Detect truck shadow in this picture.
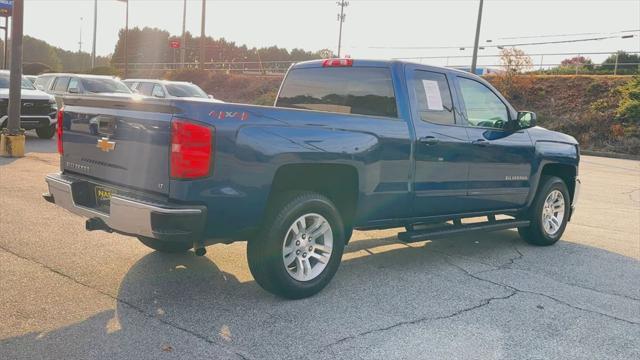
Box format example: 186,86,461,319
2,230,639,359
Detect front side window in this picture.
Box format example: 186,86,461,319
412,70,455,125
276,67,397,118
81,78,131,94
458,77,509,129
35,76,54,91
165,83,207,98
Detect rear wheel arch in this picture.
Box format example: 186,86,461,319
266,163,359,242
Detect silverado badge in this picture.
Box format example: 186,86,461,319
96,137,116,152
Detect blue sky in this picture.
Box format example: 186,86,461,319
21,0,640,66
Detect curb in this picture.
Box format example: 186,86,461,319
581,150,640,161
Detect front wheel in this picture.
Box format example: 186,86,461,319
518,176,570,246
247,192,345,299
36,124,56,139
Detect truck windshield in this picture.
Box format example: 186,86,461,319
0,74,37,90
165,83,208,98
81,78,131,94
276,67,397,118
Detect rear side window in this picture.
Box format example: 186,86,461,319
276,67,397,118
53,77,70,92
412,70,456,125
35,76,54,91
136,82,154,96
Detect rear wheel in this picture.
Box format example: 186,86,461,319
247,192,345,299
518,176,570,246
36,124,56,139
137,236,192,253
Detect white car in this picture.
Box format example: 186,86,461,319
123,79,220,101
0,70,58,139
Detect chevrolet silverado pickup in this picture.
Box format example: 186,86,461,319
43,59,580,299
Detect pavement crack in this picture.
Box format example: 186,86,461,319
324,291,517,349
0,245,253,360
437,252,640,326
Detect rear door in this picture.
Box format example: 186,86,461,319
406,66,471,216
61,97,175,195
453,75,535,211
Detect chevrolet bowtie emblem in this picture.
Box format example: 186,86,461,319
96,137,116,152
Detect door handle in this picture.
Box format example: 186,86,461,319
419,136,440,146
472,138,489,147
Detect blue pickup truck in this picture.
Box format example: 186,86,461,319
44,59,580,299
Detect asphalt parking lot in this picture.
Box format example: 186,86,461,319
1,133,639,360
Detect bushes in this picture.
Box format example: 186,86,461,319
485,75,639,154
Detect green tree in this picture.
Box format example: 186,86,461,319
601,51,640,75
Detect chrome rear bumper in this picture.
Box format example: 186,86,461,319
44,173,205,240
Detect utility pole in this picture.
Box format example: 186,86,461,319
181,0,186,68
124,0,128,77
200,0,206,69
91,0,96,69
336,0,348,58
470,0,484,75
78,17,83,53
1,0,24,157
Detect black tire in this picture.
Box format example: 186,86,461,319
36,124,56,139
137,236,192,253
518,176,570,246
247,191,345,299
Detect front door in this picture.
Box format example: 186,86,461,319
454,75,535,211
407,67,471,217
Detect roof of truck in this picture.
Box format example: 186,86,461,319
292,59,472,76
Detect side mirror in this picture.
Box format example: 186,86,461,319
208,94,214,99
68,87,79,94
515,111,537,129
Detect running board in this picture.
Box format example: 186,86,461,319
398,219,530,243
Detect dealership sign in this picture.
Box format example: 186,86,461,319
0,0,12,17
169,40,181,49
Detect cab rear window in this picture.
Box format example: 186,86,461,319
276,67,397,118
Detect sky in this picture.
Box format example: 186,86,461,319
19,0,640,67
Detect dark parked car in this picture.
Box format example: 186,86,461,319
44,59,580,299
0,70,58,139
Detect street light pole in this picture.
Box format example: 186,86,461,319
5,0,23,143
470,0,484,75
91,0,97,69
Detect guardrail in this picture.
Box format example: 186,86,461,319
112,51,640,76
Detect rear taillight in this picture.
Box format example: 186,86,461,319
57,107,64,155
170,118,213,179
322,58,353,67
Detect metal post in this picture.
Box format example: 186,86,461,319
181,0,186,68
540,55,544,71
124,0,128,78
2,16,8,69
470,0,484,74
614,52,619,75
200,0,206,69
91,0,96,69
6,0,23,136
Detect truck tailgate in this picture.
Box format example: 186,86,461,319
61,96,177,195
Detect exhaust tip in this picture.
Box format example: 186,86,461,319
86,217,111,232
